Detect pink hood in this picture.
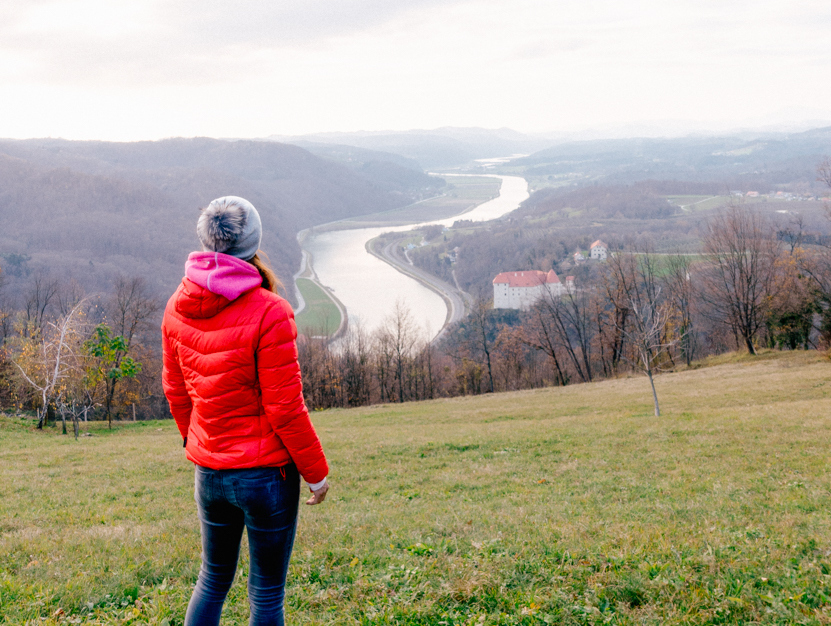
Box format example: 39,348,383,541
185,251,262,302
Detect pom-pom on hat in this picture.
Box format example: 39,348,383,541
197,196,263,260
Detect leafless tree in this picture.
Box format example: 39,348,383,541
700,206,781,355
664,254,697,366
601,249,679,414
0,266,10,346
618,291,679,417
11,301,87,429
535,285,596,383
24,271,60,331
467,294,496,393
102,276,160,420
340,324,372,407
385,301,419,403
818,156,831,190
108,276,160,348
798,158,831,345
521,302,569,386
56,278,87,317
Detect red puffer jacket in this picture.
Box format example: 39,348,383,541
161,252,328,484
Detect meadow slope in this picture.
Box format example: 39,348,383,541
2,351,831,625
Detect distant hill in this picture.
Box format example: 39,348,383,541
271,126,831,182
270,127,553,169
0,138,443,305
286,142,444,198
514,127,831,189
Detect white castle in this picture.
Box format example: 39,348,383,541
492,270,575,310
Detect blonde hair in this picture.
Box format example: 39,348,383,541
248,252,283,294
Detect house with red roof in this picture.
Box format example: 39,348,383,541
492,269,573,309
590,240,608,261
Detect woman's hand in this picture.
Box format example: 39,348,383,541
305,481,329,506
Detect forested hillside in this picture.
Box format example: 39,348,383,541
0,138,444,303
512,126,831,188
411,179,829,295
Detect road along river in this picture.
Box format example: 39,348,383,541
301,174,529,340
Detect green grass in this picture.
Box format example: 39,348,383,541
3,351,831,624
346,176,502,225
294,278,341,336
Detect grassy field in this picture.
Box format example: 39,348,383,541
344,176,502,225
294,278,342,336
2,350,831,624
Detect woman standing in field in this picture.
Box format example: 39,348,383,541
162,196,329,626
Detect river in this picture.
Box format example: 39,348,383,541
302,174,529,339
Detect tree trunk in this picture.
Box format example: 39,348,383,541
484,348,494,393
744,334,757,355
647,369,660,417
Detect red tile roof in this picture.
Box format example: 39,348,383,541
591,240,607,249
493,270,560,287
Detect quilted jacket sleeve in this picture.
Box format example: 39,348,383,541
258,299,329,485
161,316,193,440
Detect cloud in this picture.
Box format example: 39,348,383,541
0,0,468,85
1,0,830,139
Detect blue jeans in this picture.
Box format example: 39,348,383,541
185,464,300,626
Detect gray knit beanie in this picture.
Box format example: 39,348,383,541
197,196,263,260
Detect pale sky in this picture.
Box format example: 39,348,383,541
1,0,830,141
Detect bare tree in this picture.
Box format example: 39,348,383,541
797,158,831,346
535,286,596,383
341,324,372,407
56,278,87,317
664,254,697,366
601,249,680,415
101,276,159,420
818,156,831,190
467,294,496,393
618,290,679,417
385,301,419,403
700,206,781,355
24,271,60,331
11,302,86,429
521,302,569,386
108,276,160,348
0,265,10,346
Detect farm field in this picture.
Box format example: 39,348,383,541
2,350,831,624
294,277,342,336
343,176,501,226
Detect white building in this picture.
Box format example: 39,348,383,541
590,240,608,261
493,270,573,310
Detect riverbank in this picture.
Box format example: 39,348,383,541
365,232,471,342
293,232,347,338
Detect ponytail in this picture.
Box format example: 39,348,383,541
248,252,283,295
